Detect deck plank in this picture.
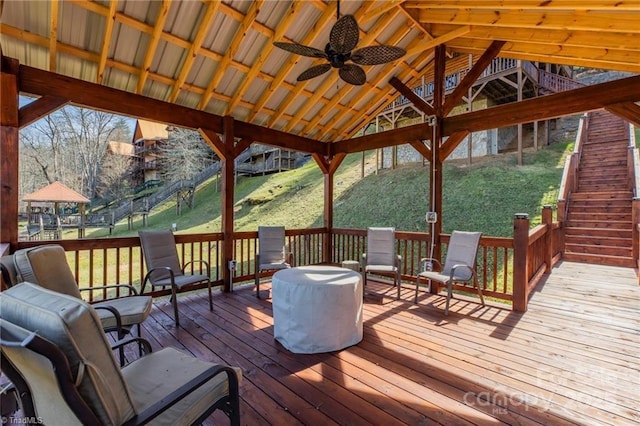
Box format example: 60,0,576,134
130,261,639,425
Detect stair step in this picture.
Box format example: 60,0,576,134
577,184,630,192
562,252,635,268
568,212,631,221
570,192,632,201
578,170,627,178
563,227,632,239
564,220,631,229
564,234,631,247
568,203,631,211
565,243,631,257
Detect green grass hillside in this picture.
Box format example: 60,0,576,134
88,142,571,239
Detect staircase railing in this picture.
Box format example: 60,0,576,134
538,69,584,93
557,113,589,223
627,123,640,268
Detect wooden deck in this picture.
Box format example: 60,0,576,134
132,261,639,425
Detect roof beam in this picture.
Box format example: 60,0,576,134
415,9,640,34
454,26,640,52
404,25,471,59
606,102,640,129
18,95,68,129
96,0,117,84
198,1,263,110
48,0,59,72
332,75,640,155
444,75,640,135
404,1,640,11
136,0,171,94
389,76,435,116
326,49,434,141
439,131,470,161
332,120,432,154
450,43,640,74
224,0,305,115
19,64,224,132
233,120,327,155
167,1,221,103
442,40,505,116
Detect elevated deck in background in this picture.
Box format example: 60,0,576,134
131,261,639,425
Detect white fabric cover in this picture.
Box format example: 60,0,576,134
272,265,363,354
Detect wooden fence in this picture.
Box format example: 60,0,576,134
9,210,562,311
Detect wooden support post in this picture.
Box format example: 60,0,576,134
513,213,530,312
0,56,20,248
323,170,334,264
431,44,446,263
221,117,236,293
517,61,523,166
313,153,345,265
542,205,553,273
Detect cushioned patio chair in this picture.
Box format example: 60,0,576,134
415,230,485,315
254,226,292,299
0,282,241,425
139,230,212,326
362,227,402,299
6,245,152,341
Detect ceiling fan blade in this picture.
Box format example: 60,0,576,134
273,42,327,59
297,64,331,82
330,14,359,55
339,64,366,86
350,45,406,65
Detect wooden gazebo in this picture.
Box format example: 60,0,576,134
1,3,640,424
1,1,639,293
22,181,90,239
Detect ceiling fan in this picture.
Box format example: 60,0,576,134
273,3,406,86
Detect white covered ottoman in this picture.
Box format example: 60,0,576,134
272,265,363,354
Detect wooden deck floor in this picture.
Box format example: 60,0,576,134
135,261,640,425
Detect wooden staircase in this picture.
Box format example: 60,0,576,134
563,110,634,267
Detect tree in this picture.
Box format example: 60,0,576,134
97,151,133,205
19,104,132,201
159,127,217,183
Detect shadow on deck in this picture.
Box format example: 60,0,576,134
128,261,639,425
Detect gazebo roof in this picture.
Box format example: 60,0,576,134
0,1,638,143
22,181,90,204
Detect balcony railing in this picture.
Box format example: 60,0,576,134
11,210,561,311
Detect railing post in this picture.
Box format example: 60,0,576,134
542,205,553,273
513,213,530,312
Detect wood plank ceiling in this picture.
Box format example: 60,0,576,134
1,1,638,143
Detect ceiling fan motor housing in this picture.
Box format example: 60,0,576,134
325,43,351,68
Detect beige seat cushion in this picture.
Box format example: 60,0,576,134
94,296,153,329
123,347,242,426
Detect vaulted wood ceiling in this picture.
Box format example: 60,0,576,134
1,1,638,143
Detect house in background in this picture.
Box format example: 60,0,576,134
132,119,168,187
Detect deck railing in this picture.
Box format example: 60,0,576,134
627,123,640,271
10,209,562,311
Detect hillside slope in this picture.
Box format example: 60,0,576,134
88,142,570,239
